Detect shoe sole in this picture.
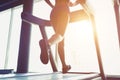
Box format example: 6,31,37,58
40,39,49,64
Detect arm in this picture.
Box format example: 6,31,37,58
45,0,54,8
69,1,79,7
69,0,86,7
78,0,86,5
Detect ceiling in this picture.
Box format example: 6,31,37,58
0,0,41,12
0,0,23,11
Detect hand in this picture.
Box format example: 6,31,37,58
69,2,74,7
77,0,86,4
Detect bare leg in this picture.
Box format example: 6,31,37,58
58,39,71,73
58,39,66,67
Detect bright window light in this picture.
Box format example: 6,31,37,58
29,0,120,75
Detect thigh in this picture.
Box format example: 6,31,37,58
50,8,70,36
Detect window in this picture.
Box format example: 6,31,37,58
0,6,22,71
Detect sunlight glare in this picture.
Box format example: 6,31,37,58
29,0,120,74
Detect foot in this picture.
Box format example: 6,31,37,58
62,65,71,73
39,39,49,64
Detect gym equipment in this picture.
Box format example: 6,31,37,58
21,6,106,80
114,0,120,46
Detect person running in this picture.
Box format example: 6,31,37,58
40,0,86,73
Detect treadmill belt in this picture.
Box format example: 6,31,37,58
0,72,100,80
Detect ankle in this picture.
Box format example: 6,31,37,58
62,65,71,73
